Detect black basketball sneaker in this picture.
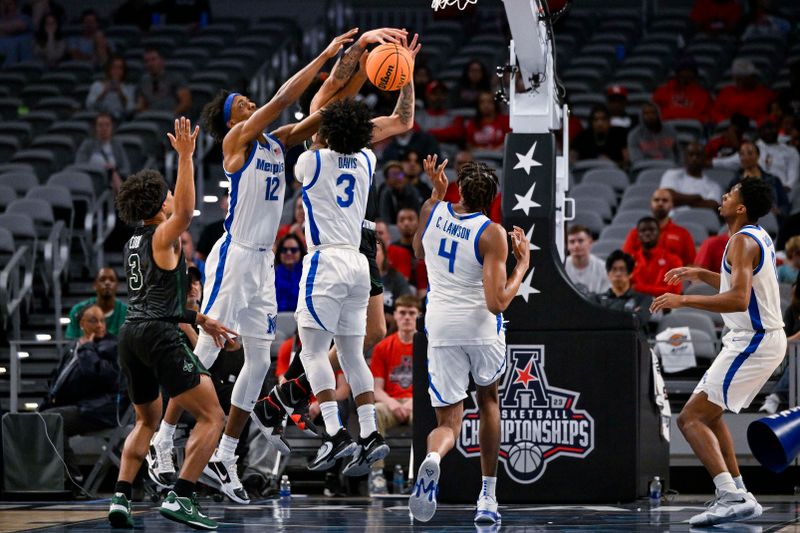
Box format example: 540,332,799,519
202,452,249,504
342,431,390,477
308,428,357,471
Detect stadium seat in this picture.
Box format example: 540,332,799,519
760,212,778,238
599,224,633,242
20,110,58,137
34,97,80,119
570,183,617,207
26,185,73,231
0,135,20,163
581,167,629,191
0,184,15,212
47,120,90,146
0,226,13,267
591,240,620,259
635,168,668,188
569,211,605,237
673,208,721,234
680,221,709,246
6,199,54,238
574,197,612,222
617,195,650,211
0,73,28,95
665,119,704,141
0,121,33,145
0,171,38,196
0,212,37,248
11,149,56,180
116,121,163,156
705,168,735,192
0,97,21,121
30,134,76,169
630,159,676,174
657,309,717,341
612,209,650,227
47,171,96,207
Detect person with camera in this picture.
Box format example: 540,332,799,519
75,112,131,194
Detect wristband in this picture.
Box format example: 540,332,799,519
181,309,198,325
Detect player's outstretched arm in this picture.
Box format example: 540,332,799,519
412,155,449,259
371,33,420,144
663,265,721,290
154,117,198,252
650,233,758,314
482,225,531,314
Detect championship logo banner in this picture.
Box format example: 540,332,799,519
456,345,595,483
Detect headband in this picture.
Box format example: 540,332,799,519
223,92,240,127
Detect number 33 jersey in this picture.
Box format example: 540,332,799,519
295,148,376,248
422,201,501,347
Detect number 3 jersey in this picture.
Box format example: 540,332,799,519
123,224,187,322
422,201,500,347
295,148,376,248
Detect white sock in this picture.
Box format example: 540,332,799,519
357,404,377,439
480,476,497,499
733,475,746,491
218,434,239,461
713,472,738,493
155,421,176,445
425,451,441,465
320,401,342,436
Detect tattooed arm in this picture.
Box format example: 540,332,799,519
370,32,420,143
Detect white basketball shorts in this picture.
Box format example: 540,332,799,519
694,328,786,413
295,247,370,336
427,332,507,408
201,234,277,340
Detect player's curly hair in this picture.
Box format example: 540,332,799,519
458,161,498,214
319,98,374,155
201,89,232,144
738,176,774,222
116,169,168,225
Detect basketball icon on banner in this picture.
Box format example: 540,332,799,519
507,442,544,478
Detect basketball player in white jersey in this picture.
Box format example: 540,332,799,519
409,156,530,524
144,29,361,504
651,177,784,526
294,44,418,474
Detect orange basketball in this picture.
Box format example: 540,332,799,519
365,43,414,91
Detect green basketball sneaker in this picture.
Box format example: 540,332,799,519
159,491,217,530
108,492,134,528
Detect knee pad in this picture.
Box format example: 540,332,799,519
230,336,272,412
299,328,336,395
194,332,220,369
335,335,374,398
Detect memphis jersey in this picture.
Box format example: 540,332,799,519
422,202,500,346
295,148,376,248
223,133,286,248
720,224,783,332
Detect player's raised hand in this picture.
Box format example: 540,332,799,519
198,313,239,348
400,31,421,60
359,27,407,45
663,266,701,285
509,226,530,266
358,50,370,73
424,154,449,201
649,292,684,313
167,117,199,157
323,28,359,59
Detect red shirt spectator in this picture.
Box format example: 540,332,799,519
630,218,683,297
622,189,696,265
466,91,511,150
710,59,776,124
690,0,742,34
371,332,414,399
387,207,428,293
652,58,711,123
418,80,466,144
694,233,729,273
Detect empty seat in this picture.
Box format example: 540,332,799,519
591,239,622,259
0,97,21,120
10,149,56,180
581,167,629,191
47,171,95,205
0,171,38,196
25,185,73,229
630,159,676,174
635,168,669,188
571,183,617,207
0,135,20,163
599,224,634,242
569,212,605,237
0,121,33,145
0,212,36,245
574,197,613,222
705,168,735,191
759,212,778,238
673,208,720,234
612,209,650,227
657,309,717,340
30,134,76,168
6,199,54,238
0,184,16,211
617,195,651,211
680,221,709,246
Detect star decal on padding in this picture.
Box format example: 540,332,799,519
516,267,540,302
524,224,541,252
513,183,541,216
513,141,542,175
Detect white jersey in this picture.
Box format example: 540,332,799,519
720,224,784,332
295,147,376,248
222,133,286,248
422,201,500,346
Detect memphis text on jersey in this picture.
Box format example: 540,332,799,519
456,345,595,484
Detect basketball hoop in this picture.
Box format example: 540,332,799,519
431,0,478,12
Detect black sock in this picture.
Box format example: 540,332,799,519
114,480,132,500
283,350,306,380
173,478,195,498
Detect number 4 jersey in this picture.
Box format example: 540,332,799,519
422,201,501,347
295,148,376,248
123,224,187,322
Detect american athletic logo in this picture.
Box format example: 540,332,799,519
267,313,277,335
456,345,595,484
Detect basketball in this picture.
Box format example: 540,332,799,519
507,442,544,476
365,43,414,91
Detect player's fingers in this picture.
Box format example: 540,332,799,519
191,125,200,139
167,133,176,144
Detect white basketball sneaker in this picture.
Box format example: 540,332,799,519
474,494,501,524
689,489,758,527
409,456,440,522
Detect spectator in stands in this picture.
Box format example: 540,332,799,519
606,85,637,133
42,303,125,483
67,9,109,67
456,59,491,108
275,233,305,313
652,57,712,123
276,194,305,247
32,12,63,67
706,113,750,160
741,0,791,41
375,219,392,249
65,267,127,340
195,191,227,261
0,0,33,66
756,118,799,191
443,149,474,203
75,113,131,195
627,102,680,164
564,225,610,295
417,80,465,145
727,140,790,217
136,45,192,115
23,0,65,28
178,265,202,348
777,62,800,117
380,126,440,164
570,105,628,167
778,236,800,283
378,160,423,224
86,56,136,122
465,91,510,152
689,0,742,34
695,232,729,273
370,294,418,486
660,141,721,210
402,149,432,200
387,207,427,297
592,250,652,328
623,189,697,265
760,276,800,413
376,239,411,320
710,58,775,124
630,217,683,297
180,230,198,267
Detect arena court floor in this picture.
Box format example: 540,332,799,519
1,496,800,532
